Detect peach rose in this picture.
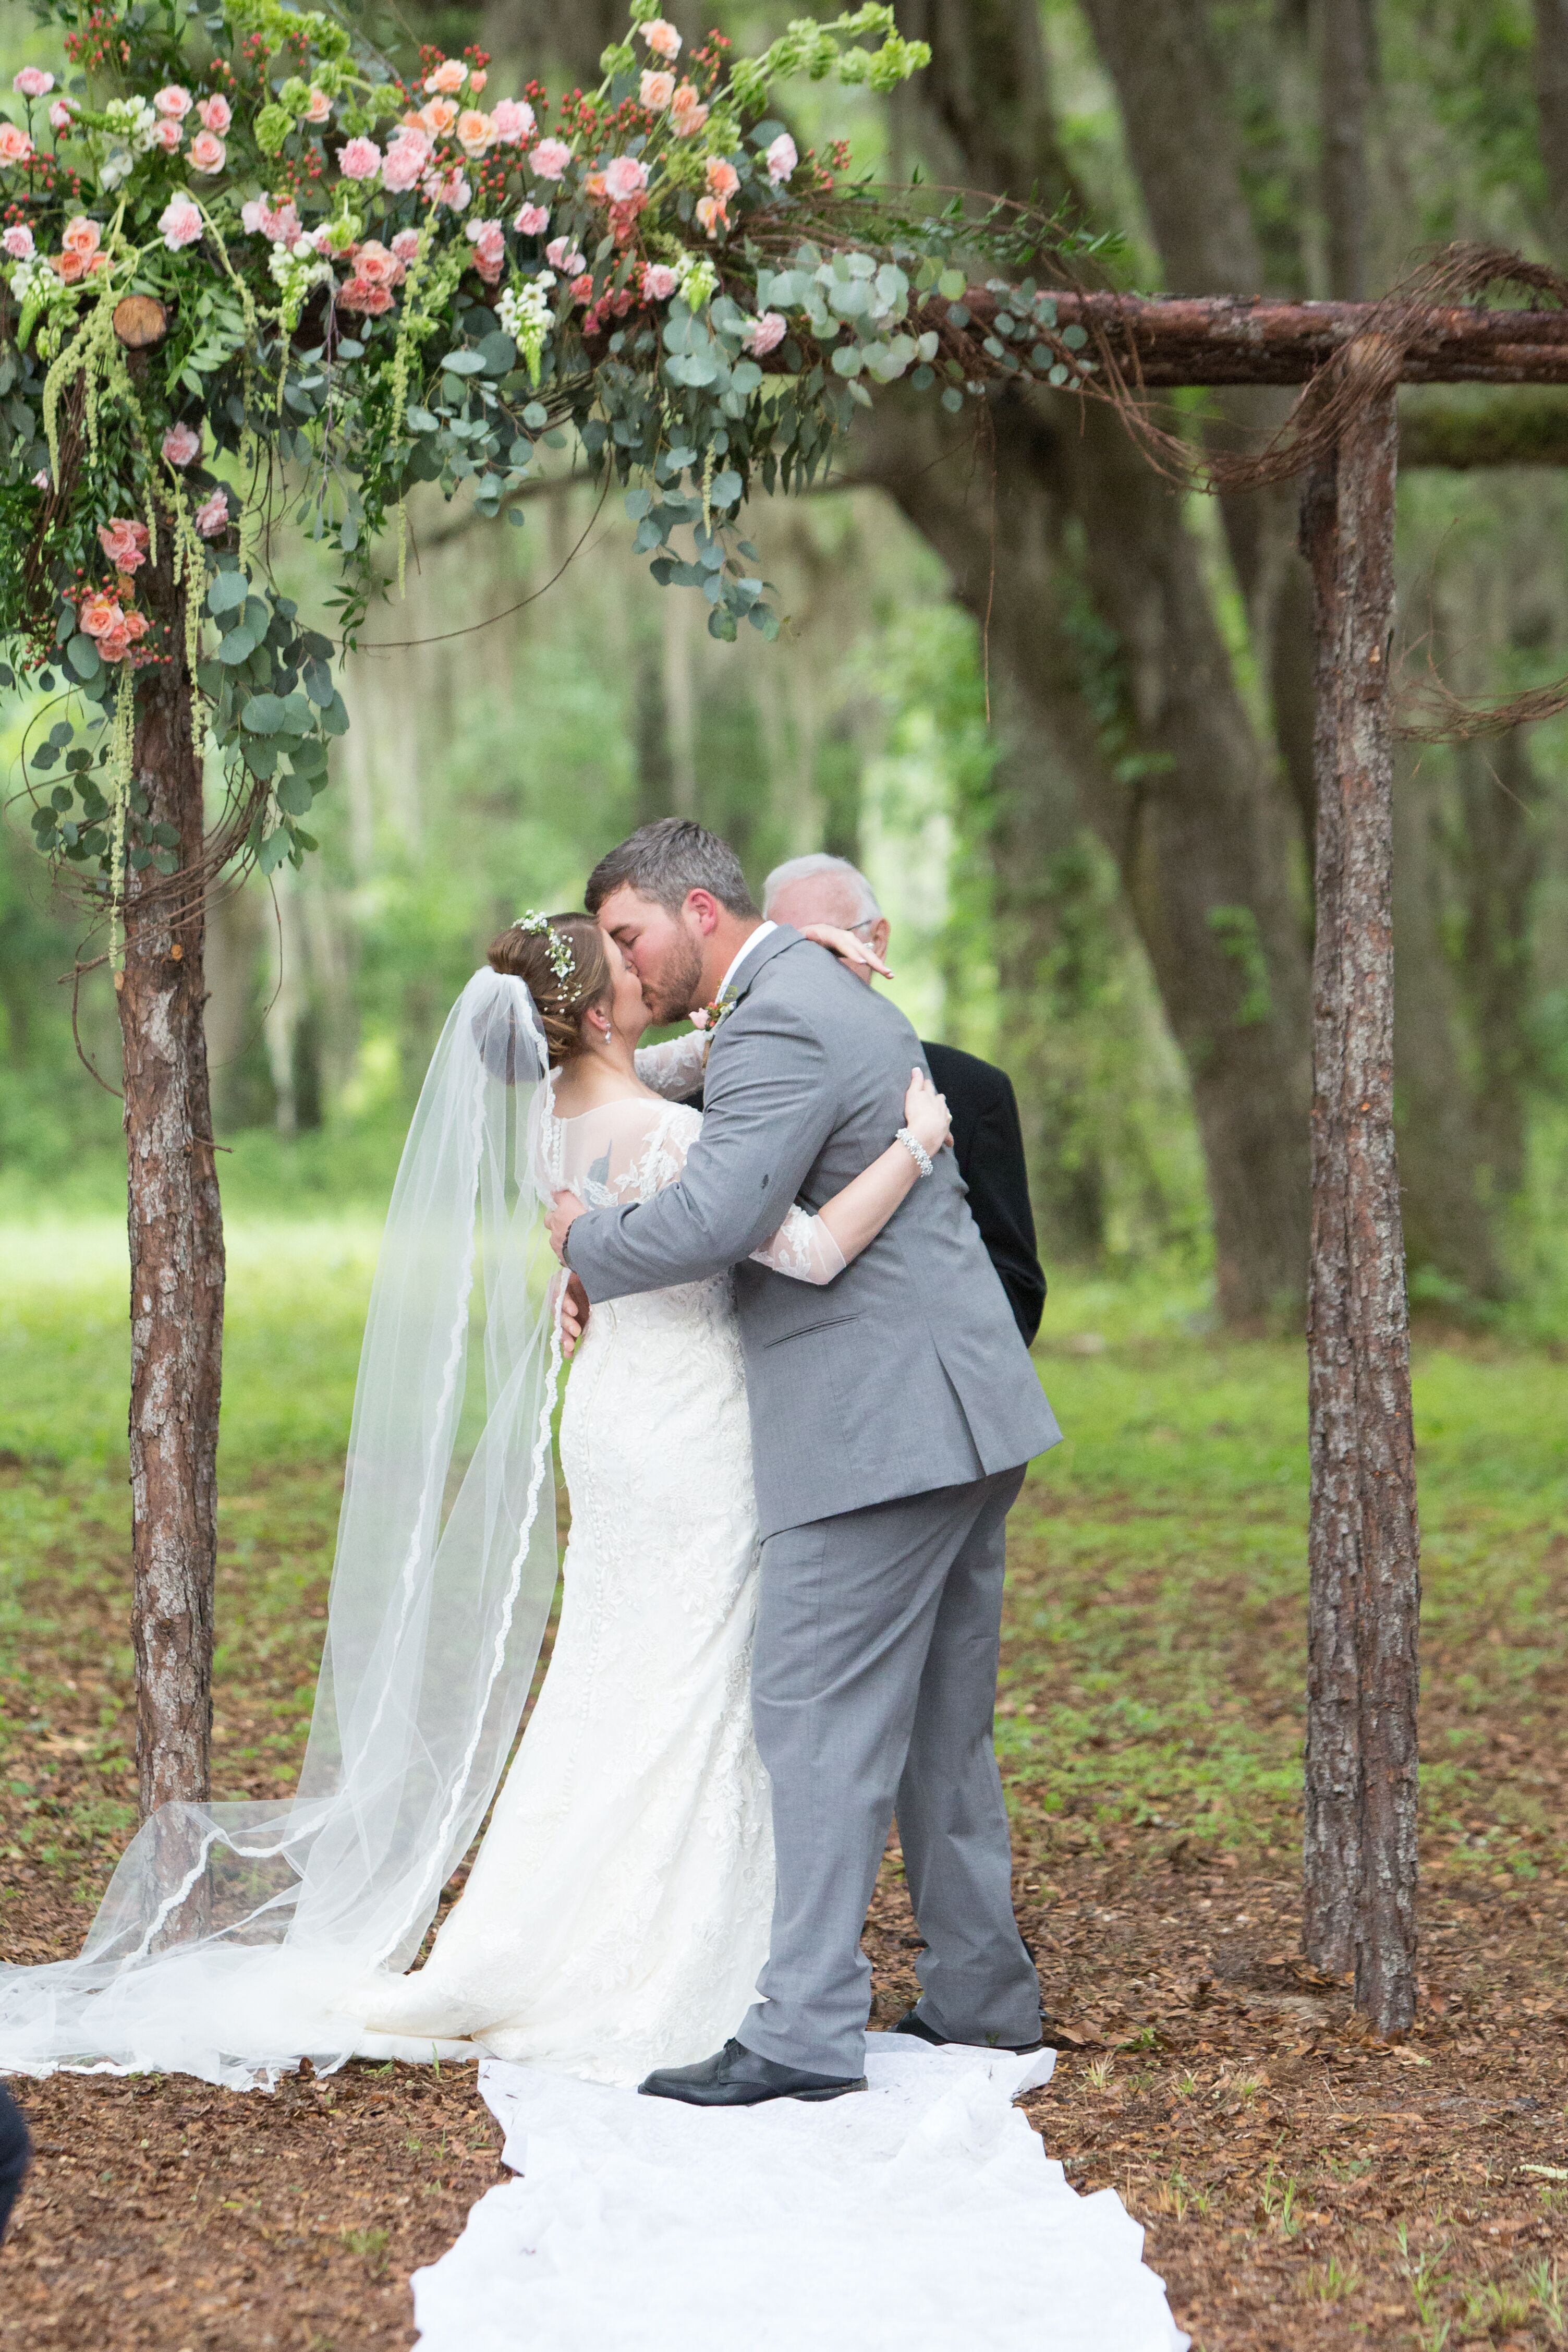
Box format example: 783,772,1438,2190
568,271,594,304
303,87,332,124
78,591,121,640
99,517,150,572
198,93,232,135
455,108,492,156
640,70,675,110
61,216,101,258
694,192,726,239
419,96,458,138
639,18,681,59
188,129,226,175
353,239,404,287
337,275,393,315
0,122,37,166
51,249,90,284
705,156,739,200
427,59,466,94
668,84,709,138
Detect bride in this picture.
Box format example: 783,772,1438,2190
0,910,947,2091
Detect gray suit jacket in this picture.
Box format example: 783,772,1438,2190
565,927,1061,1536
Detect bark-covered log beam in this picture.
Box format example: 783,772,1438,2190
959,289,1568,384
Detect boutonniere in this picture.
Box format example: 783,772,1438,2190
690,986,738,1059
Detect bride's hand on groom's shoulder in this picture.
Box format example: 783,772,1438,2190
798,922,893,980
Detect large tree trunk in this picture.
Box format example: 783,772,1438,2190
1299,381,1419,2035
1319,0,1374,299
115,556,224,1818
1456,725,1541,1205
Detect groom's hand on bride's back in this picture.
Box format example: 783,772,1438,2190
550,1259,590,1357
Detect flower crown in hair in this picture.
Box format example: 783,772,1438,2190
515,909,576,992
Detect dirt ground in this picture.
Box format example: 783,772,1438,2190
2,1457,1565,2350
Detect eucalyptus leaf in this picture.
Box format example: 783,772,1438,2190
441,349,487,375
241,692,287,735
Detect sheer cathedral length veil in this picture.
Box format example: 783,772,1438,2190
0,971,565,2090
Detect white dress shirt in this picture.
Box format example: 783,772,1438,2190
714,921,777,1003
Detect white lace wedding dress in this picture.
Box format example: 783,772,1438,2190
356,1038,840,2086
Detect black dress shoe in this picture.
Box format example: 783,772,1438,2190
638,2038,866,2106
890,2005,1047,2055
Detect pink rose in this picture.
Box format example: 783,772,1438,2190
48,99,71,132
706,156,739,200
302,87,332,124
689,1006,711,1030
188,129,226,175
545,235,585,273
78,591,120,640
198,94,232,135
337,275,393,316
391,227,421,264
99,517,150,573
161,420,201,467
0,122,36,165
639,17,681,59
745,310,786,357
668,86,709,139
13,67,53,99
426,59,466,95
336,137,381,181
456,107,492,156
195,489,229,539
603,154,649,204
639,261,678,301
60,216,100,257
381,129,430,192
513,201,549,236
52,249,89,284
153,118,184,152
639,70,674,110
354,239,405,288
95,615,134,664
31,468,48,488
469,68,488,93
765,132,798,187
159,195,203,251
694,192,726,239
154,83,192,119
489,98,533,144
2,224,33,259
568,272,593,303
529,137,572,180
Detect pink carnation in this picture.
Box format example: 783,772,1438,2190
529,137,572,180
336,137,381,181
48,99,71,132
338,275,393,316
158,195,203,252
2,224,32,259
99,517,150,573
424,166,471,212
13,67,53,99
381,128,431,192
188,129,226,175
745,311,787,357
603,154,649,204
765,132,798,187
154,83,192,119
568,272,594,304
391,227,421,265
198,94,232,135
639,70,674,110
513,202,549,236
161,421,201,467
639,17,681,59
240,197,301,244
489,98,533,144
640,262,678,301
545,236,585,273
466,217,506,283
194,489,229,540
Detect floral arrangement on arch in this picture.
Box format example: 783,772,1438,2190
0,0,1096,900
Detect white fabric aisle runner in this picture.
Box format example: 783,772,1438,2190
411,2036,1189,2351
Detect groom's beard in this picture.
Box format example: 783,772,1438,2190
639,933,705,1025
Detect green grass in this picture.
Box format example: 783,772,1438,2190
1,1228,1564,1895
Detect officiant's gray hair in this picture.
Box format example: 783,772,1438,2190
762,853,881,928
585,818,758,919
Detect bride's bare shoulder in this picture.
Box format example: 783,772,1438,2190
549,1074,671,1124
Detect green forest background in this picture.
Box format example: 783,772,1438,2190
3,0,1567,1341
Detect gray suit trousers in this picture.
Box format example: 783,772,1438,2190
739,1466,1040,2077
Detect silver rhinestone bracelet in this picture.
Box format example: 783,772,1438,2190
896,1126,934,1179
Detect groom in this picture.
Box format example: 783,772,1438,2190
550,819,1061,2105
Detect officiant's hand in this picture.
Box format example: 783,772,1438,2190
797,922,893,981
548,1187,586,1268
554,1269,590,1357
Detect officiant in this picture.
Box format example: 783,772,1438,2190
763,855,1046,1347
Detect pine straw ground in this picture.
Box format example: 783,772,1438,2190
1,1276,1564,2352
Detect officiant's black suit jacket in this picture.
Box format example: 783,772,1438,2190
920,1041,1046,1348
671,1033,1045,1347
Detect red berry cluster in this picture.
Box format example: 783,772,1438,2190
64,7,130,71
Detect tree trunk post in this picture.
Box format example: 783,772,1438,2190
1299,366,1421,2036
115,550,225,1819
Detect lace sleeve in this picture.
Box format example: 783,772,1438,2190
634,1031,707,1100
749,1204,848,1285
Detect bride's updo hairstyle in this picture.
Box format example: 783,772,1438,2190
487,912,613,1068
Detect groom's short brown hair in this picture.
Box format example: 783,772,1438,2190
585,819,758,920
